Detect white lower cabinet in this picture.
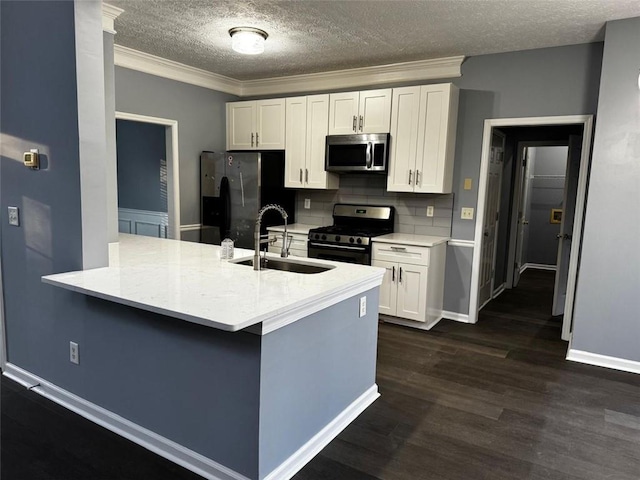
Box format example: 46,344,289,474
372,241,446,328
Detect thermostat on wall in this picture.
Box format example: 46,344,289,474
23,149,40,170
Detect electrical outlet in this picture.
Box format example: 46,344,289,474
70,341,79,365
426,206,434,217
304,198,311,209
461,207,475,220
8,206,19,226
359,296,367,318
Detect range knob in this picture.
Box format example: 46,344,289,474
335,235,341,242
321,234,327,240
349,237,355,243
314,234,320,240
356,238,363,244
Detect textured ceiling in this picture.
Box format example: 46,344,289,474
108,0,640,81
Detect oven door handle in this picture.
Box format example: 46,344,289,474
309,242,367,251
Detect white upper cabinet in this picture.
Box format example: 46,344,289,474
328,89,392,135
387,83,459,193
226,99,285,150
285,95,339,190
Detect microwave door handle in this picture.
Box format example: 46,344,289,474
366,142,373,169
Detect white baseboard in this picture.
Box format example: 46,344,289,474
3,363,380,480
492,283,506,299
521,263,557,273
380,315,442,331
263,385,379,480
441,310,471,323
3,363,250,480
566,350,640,375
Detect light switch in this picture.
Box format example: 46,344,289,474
8,206,19,226
464,178,473,190
461,207,474,220
426,206,434,217
304,198,311,209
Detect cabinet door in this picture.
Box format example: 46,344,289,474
359,89,392,133
415,84,456,193
387,86,421,192
396,264,428,322
305,95,338,189
328,92,359,135
285,97,306,188
373,260,398,316
256,99,285,150
227,101,256,150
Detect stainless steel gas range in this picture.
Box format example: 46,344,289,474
307,204,395,265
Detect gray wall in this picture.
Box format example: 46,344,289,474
114,67,238,228
526,146,567,266
116,119,167,212
571,17,640,362
443,44,602,314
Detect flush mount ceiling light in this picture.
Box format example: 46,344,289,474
229,27,268,55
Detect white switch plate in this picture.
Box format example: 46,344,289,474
304,198,311,209
461,207,474,220
70,341,79,365
359,296,366,317
426,206,434,217
8,206,19,226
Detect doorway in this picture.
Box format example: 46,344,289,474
114,112,180,239
470,116,593,342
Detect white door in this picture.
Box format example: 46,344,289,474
396,264,428,322
514,147,533,287
374,260,398,316
387,86,420,193
328,92,359,135
552,135,582,316
358,89,392,133
226,101,255,150
478,132,505,309
284,97,306,188
256,99,285,150
305,95,337,189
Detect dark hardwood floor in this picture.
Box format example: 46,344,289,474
3,270,640,479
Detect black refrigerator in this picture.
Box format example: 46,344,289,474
200,151,296,249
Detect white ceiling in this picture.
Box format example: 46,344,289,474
108,0,640,81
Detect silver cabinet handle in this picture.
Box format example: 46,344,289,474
251,132,254,147
359,115,363,131
305,168,309,183
416,170,420,185
352,115,357,132
392,266,395,282
256,132,259,147
299,168,303,183
390,246,407,251
408,170,413,185
399,267,403,284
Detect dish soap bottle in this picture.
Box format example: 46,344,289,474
221,238,234,260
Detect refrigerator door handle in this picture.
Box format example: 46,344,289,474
219,176,231,238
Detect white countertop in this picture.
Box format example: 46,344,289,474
42,234,383,334
266,223,320,235
373,233,450,247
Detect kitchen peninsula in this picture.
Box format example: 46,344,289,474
39,234,384,480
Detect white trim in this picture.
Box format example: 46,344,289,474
0,248,6,370
441,311,471,323
115,46,242,96
469,115,594,326
102,4,123,34
262,385,379,480
448,239,475,248
380,314,442,331
521,262,557,272
114,45,463,97
492,283,506,299
2,363,250,480
566,350,640,375
118,208,169,238
115,112,181,240
241,56,465,97
180,224,202,232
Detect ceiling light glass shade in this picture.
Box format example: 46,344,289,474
229,27,268,55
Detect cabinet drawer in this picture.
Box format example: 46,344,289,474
268,232,308,256
372,243,430,266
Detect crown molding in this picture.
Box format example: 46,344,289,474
102,3,124,34
113,45,464,97
114,45,242,96
240,56,465,97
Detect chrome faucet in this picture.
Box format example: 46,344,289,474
254,204,289,270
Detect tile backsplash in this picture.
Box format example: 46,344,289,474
294,175,453,237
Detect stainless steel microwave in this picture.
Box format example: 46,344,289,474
325,133,390,173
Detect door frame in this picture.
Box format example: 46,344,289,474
469,115,593,342
115,112,181,240
0,250,6,370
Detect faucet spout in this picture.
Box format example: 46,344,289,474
254,204,288,271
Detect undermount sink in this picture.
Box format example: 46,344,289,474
231,257,335,274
